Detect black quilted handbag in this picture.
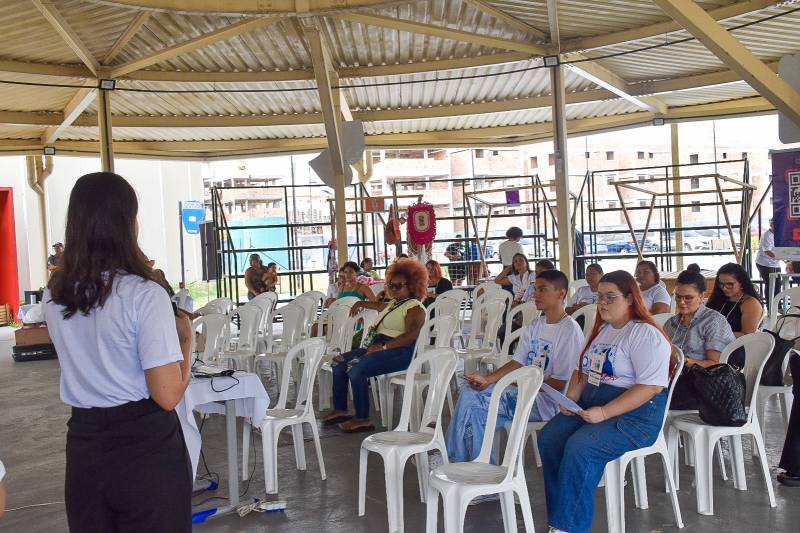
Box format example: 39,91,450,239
691,363,747,426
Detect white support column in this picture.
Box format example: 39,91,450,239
671,123,684,271
550,63,574,280
97,88,114,173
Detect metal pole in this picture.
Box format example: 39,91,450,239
178,201,186,286
671,123,684,270
550,63,573,280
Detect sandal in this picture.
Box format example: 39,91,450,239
339,422,376,433
322,413,352,425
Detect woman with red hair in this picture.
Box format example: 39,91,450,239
424,260,453,306
322,258,427,432
538,270,671,533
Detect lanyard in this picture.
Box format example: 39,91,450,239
587,322,630,386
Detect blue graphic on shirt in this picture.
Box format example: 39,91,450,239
581,343,618,381
525,337,552,372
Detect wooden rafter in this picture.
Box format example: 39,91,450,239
110,17,279,78
463,0,548,40
102,11,151,65
331,12,548,56
41,81,97,145
654,0,800,127
29,0,100,76
546,0,560,50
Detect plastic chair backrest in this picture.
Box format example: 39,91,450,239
327,304,358,353
394,348,458,432
770,286,800,323
248,297,273,332
233,304,263,351
274,338,327,411
216,297,234,314
476,366,544,475
504,301,540,341
298,290,325,324
500,327,526,360
569,279,588,299
427,297,460,321
412,314,458,356
467,292,508,347
719,331,775,419
478,298,507,351
193,313,228,361
474,281,504,298
652,312,675,328
370,282,385,297
572,304,597,337
661,346,686,428
276,303,305,348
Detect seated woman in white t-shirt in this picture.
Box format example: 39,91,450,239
566,263,603,314
494,253,534,307
635,260,671,314
446,270,584,467
539,270,671,533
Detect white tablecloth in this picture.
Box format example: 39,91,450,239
177,372,269,479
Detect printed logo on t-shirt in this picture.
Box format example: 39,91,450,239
525,337,552,371
581,343,617,381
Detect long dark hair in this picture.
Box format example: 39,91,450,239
706,262,761,310
48,172,154,318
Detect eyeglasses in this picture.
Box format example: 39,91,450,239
718,281,738,289
596,292,623,304
674,293,699,302
388,282,408,290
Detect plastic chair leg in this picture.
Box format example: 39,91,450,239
530,430,542,468
659,448,684,528
667,427,681,492
262,426,279,494
386,382,396,430
442,493,467,533
693,433,715,516
499,491,517,533
242,421,251,480
425,486,439,533
384,455,406,533
446,387,454,417
715,440,728,481
752,429,777,508
292,424,307,470
632,456,649,509
730,435,747,491
310,421,326,480
604,460,625,533
358,447,369,517
515,481,536,533
370,377,381,415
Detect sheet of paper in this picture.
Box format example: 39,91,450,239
539,383,583,413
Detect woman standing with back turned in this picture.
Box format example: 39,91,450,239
43,172,193,532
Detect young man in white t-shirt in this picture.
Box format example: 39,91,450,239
445,270,584,470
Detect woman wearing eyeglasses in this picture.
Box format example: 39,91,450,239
321,258,427,433
706,262,762,338
538,270,671,533
664,264,735,409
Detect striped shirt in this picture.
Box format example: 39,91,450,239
664,305,735,361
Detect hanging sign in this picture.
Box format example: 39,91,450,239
772,148,800,260
181,200,205,235
407,202,436,246
505,189,521,206
363,197,386,212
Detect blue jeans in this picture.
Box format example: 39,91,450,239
538,384,667,533
446,384,544,464
332,339,414,420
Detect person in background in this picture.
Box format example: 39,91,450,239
756,218,782,309
43,172,193,532
635,260,671,314
499,226,525,267
706,262,762,337
47,242,63,275
538,270,671,533
664,264,735,409
424,260,453,306
360,257,380,280
494,253,534,307
566,263,603,314
313,263,376,337
245,253,268,300
445,235,466,286
778,351,800,487
535,259,556,276
264,262,278,292
322,259,427,433
445,270,583,475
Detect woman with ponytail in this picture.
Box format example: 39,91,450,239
538,270,671,533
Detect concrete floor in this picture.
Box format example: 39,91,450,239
1,332,798,532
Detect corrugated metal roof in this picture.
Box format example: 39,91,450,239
0,0,795,154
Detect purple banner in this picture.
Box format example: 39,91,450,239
772,149,800,252
505,189,520,206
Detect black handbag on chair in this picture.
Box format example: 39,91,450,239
691,363,747,426
759,314,800,386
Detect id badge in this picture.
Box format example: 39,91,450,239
588,351,605,386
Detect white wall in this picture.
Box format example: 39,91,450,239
0,155,206,302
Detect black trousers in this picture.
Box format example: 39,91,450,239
756,263,782,310
65,398,191,533
780,352,800,475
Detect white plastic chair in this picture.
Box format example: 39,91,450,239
571,303,597,337
481,325,526,374
317,301,365,410
192,313,229,364
425,365,544,533
756,348,795,438
666,332,777,516
241,338,328,494
371,282,385,297
219,304,263,372
768,286,800,329
603,349,686,533
253,302,305,386
427,297,460,324
652,312,675,328
358,348,458,533
457,298,506,373
473,280,504,298
439,289,469,346
295,290,324,338
247,296,274,352
501,301,540,350
568,279,588,299
253,292,279,350
196,297,234,316
384,315,459,429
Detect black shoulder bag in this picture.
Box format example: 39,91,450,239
691,363,747,426
759,313,800,386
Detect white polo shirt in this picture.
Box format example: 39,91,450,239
499,239,525,267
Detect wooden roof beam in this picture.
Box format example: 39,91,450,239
566,54,668,114
331,13,549,56
654,0,800,127
562,0,778,52
463,0,548,40
41,81,97,145
102,11,151,65
547,0,561,51
30,0,100,76
110,16,279,78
